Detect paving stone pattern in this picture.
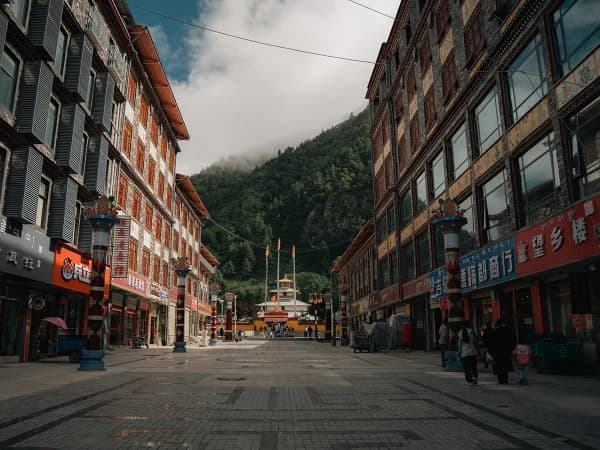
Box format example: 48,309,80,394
0,341,598,449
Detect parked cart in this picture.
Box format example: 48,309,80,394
353,331,370,352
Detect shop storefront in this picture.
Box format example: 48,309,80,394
515,195,600,351
0,220,54,361
402,275,430,350
112,271,150,346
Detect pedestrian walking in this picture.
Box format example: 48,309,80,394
438,319,449,367
481,321,494,368
304,326,308,338
488,318,516,384
513,342,532,385
308,326,313,339
458,321,479,385
219,327,224,340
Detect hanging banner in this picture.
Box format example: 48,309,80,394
111,216,131,279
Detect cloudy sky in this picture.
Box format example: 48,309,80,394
129,0,399,175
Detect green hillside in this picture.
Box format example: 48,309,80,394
191,109,373,310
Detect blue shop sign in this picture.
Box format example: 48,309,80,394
430,235,517,297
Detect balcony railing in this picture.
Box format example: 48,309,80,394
108,43,126,85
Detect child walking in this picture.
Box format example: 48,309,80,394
513,342,532,385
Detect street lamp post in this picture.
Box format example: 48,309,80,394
173,257,191,353
79,196,118,371
209,283,219,346
432,198,467,370
225,292,234,341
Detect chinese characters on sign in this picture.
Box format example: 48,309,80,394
430,236,517,298
0,216,53,284
111,217,131,279
516,197,599,277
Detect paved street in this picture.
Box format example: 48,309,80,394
0,340,599,449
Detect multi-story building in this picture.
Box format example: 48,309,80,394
356,0,600,357
169,173,214,343
0,0,218,360
331,220,376,331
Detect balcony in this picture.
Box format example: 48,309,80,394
108,43,126,85
71,0,109,57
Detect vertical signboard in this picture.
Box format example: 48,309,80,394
111,216,130,279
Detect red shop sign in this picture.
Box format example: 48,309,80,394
515,196,600,277
402,274,430,300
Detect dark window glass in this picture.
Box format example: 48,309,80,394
449,123,469,180
569,99,600,199
416,232,430,276
390,250,398,285
55,27,69,76
442,52,457,102
430,151,446,199
518,133,561,225
379,258,390,289
401,240,415,281
0,49,20,112
387,204,396,234
464,7,486,68
400,189,412,224
80,133,88,176
459,196,475,253
10,0,29,26
45,98,60,149
473,87,502,156
434,227,445,268
86,70,95,108
508,35,547,123
376,215,387,244
554,0,600,76
480,170,510,243
415,171,427,212
73,202,81,245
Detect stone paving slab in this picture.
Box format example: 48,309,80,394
1,341,599,449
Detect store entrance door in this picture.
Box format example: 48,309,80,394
500,288,533,344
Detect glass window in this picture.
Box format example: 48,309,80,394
569,99,600,199
480,170,510,244
36,178,50,229
473,87,502,157
390,250,398,285
45,97,60,149
554,0,600,76
459,196,475,254
430,151,446,199
10,0,29,26
401,240,415,281
73,202,82,245
379,258,390,289
434,227,445,268
416,232,430,276
86,70,95,108
518,133,561,225
0,48,20,112
55,27,69,76
376,215,387,244
449,123,469,180
507,35,547,123
400,189,412,225
387,204,396,236
415,172,427,212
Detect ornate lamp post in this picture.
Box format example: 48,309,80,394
209,283,219,346
79,196,119,371
173,257,191,353
225,292,234,341
431,198,467,370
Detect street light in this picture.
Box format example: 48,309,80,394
79,196,118,371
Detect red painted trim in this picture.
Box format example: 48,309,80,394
531,280,544,334
22,307,32,362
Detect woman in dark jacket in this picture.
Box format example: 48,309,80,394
488,318,516,384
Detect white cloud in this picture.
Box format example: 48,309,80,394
170,0,399,174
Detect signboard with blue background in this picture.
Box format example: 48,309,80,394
430,235,516,299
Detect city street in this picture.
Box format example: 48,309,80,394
0,340,599,449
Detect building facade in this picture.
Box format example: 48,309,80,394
0,0,217,361
357,0,600,356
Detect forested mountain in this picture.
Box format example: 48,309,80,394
190,109,373,309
